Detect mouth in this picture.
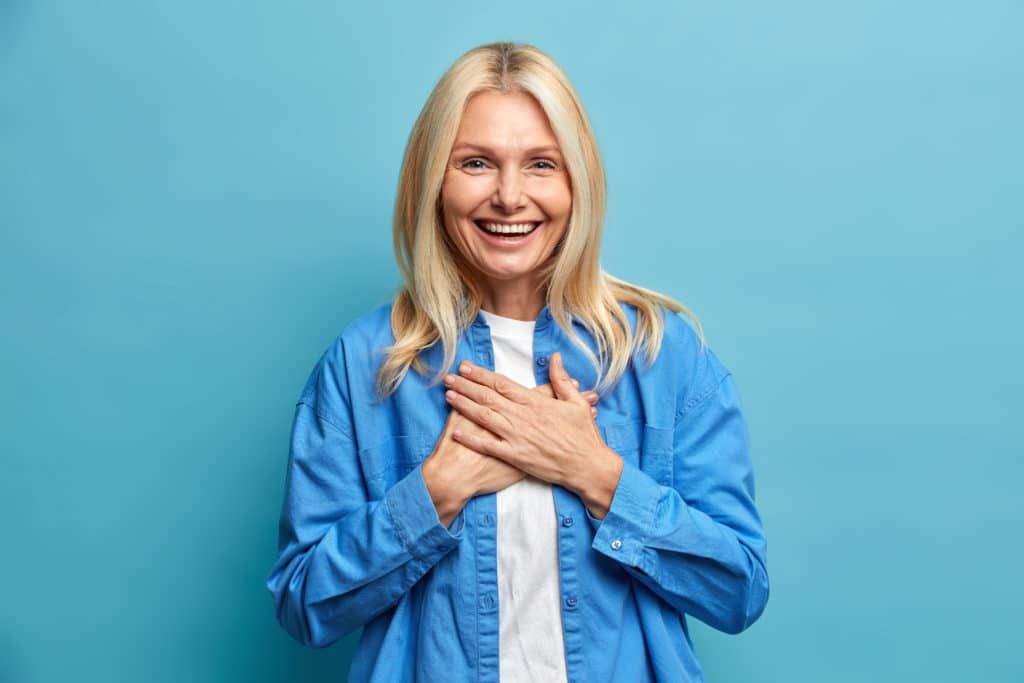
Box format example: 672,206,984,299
473,220,542,240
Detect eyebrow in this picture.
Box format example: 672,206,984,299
450,143,563,157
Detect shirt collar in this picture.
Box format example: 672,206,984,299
470,303,554,329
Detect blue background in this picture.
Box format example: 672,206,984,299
2,1,1021,681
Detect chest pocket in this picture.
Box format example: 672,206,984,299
600,419,674,488
360,433,430,500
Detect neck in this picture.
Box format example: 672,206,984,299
479,279,545,321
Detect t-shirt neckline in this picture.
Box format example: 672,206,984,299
478,308,536,339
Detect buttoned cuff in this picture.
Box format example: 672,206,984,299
385,462,465,560
585,460,660,568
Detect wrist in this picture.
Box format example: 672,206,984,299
422,456,472,523
575,446,624,520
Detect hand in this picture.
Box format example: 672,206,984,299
422,374,600,527
535,379,600,419
442,352,624,514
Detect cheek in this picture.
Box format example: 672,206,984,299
442,174,490,216
440,181,479,254
532,180,572,220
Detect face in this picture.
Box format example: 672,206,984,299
440,89,572,303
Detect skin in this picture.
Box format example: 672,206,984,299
421,90,624,526
444,353,625,520
438,89,572,320
423,380,602,526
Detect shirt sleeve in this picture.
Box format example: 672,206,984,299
265,343,466,648
584,350,769,635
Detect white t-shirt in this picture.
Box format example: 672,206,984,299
478,308,568,683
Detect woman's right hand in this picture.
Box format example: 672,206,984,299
422,380,598,527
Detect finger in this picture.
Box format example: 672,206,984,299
445,372,517,415
532,383,555,398
457,361,533,405
451,428,511,461
548,352,588,405
531,383,596,404
445,389,513,438
568,377,598,404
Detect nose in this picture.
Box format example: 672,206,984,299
492,168,526,212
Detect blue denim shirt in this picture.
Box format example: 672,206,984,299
266,301,769,682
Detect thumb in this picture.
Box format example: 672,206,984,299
549,352,587,404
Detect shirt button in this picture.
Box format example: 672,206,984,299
535,356,548,368
562,516,574,528
481,594,494,609
565,595,577,608
611,538,623,550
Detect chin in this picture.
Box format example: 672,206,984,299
479,256,547,277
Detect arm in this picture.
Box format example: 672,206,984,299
265,349,466,648
583,359,769,635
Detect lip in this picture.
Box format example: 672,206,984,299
471,219,543,248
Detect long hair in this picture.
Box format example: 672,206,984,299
377,41,703,398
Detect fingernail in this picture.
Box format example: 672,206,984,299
445,390,456,400
459,361,472,375
571,379,579,387
444,374,455,385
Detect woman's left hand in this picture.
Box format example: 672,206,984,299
443,351,624,517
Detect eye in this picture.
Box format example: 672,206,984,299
532,160,557,171
460,158,489,170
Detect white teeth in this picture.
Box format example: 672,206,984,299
479,222,538,235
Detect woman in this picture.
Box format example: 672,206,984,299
266,42,769,682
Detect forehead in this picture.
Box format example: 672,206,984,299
453,90,560,151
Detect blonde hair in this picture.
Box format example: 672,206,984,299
378,41,703,398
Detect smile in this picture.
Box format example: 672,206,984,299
473,220,541,237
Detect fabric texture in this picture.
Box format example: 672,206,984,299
477,307,568,683
265,301,769,682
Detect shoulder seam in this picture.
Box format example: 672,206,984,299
296,400,354,441
675,371,732,421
